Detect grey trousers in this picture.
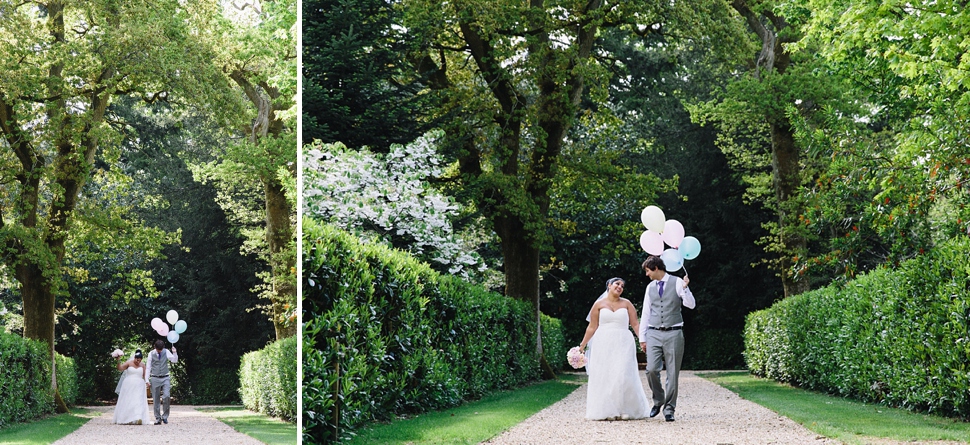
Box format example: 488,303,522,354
150,376,171,422
645,329,684,415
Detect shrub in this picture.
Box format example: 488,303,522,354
541,314,567,371
745,237,970,417
0,332,78,427
303,218,550,444
240,336,297,421
55,354,79,407
190,368,240,404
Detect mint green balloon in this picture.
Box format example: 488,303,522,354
174,320,187,334
681,236,701,260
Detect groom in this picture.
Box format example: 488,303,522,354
638,255,695,422
145,339,178,425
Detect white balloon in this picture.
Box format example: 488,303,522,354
166,310,178,325
639,230,664,255
640,206,666,233
660,248,684,272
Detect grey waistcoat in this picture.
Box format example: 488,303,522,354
151,350,169,377
647,278,683,328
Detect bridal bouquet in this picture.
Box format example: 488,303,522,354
566,346,587,369
111,349,124,358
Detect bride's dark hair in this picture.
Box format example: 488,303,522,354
134,350,143,359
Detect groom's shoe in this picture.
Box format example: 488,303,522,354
162,418,168,424
664,413,675,422
154,420,161,425
649,405,662,418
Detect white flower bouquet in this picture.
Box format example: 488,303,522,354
111,349,124,358
566,346,587,369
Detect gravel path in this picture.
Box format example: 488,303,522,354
483,371,838,445
53,405,264,444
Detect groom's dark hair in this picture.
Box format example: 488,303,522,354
154,339,165,350
642,255,665,272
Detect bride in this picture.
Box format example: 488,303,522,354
578,277,650,420
113,349,151,425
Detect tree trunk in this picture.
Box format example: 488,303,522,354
494,215,556,380
771,123,809,297
265,178,296,339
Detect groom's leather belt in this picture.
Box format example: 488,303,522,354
648,326,682,331
151,374,169,378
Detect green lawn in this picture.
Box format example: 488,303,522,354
197,407,297,445
0,408,96,445
698,371,970,444
346,379,582,445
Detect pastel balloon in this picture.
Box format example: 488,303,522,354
150,317,165,331
662,219,685,248
156,324,170,336
174,320,187,334
660,248,684,272
167,331,180,343
680,236,702,260
640,206,666,233
639,230,664,255
166,310,178,325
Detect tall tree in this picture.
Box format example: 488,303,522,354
302,0,433,150
401,0,746,374
193,0,298,339
690,1,842,297
0,0,234,410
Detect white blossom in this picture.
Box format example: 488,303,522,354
303,131,484,278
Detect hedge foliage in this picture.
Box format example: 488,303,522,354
303,218,563,444
239,336,297,422
745,237,970,417
0,332,77,427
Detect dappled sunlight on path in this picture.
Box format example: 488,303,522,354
53,405,263,444
482,371,836,445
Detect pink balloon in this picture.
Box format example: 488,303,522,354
662,219,685,248
150,317,164,331
156,325,170,336
639,230,664,255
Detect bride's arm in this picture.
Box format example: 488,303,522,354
624,299,640,335
116,359,129,371
579,301,603,350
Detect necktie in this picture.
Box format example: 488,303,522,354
657,280,664,299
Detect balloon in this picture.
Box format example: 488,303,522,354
150,317,165,331
640,206,666,233
639,230,664,255
167,331,180,344
662,219,685,248
156,324,170,336
680,236,702,260
174,320,187,334
660,248,684,272
166,310,178,325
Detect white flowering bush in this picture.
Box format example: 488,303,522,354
303,131,484,278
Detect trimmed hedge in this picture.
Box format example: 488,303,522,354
0,332,77,427
303,218,561,444
541,314,567,371
745,237,970,417
239,336,297,422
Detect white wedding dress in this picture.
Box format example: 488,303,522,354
113,365,151,425
585,307,650,420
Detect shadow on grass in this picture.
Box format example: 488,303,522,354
347,379,580,445
0,408,97,445
698,371,970,445
196,406,296,445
